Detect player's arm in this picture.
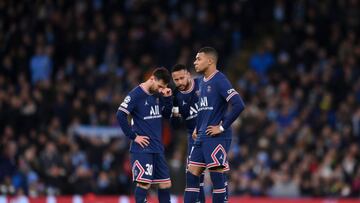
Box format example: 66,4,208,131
116,110,136,139
221,92,245,129
116,111,150,147
116,94,149,147
160,88,173,119
206,78,245,136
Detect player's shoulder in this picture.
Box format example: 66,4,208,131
128,86,140,94
213,71,230,83
215,71,227,79
127,86,144,100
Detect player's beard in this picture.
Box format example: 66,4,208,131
149,85,157,94
177,79,190,91
177,85,185,91
178,83,189,91
184,79,191,91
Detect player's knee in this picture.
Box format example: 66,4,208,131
159,181,172,189
188,165,204,176
137,182,151,189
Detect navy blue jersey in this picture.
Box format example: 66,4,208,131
173,78,200,135
196,71,243,141
118,85,172,153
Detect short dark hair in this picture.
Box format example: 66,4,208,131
171,64,189,73
198,46,218,62
153,67,171,84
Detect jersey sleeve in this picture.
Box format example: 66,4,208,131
217,76,239,102
116,91,138,140
118,91,137,115
217,75,246,130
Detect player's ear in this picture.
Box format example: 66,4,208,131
204,55,210,65
208,57,213,65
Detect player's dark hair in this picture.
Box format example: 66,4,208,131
198,46,218,62
153,67,171,84
171,64,189,73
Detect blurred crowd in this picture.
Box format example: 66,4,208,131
224,0,360,198
0,0,360,198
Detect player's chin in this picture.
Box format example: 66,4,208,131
178,86,185,91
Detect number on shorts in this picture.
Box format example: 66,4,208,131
144,164,153,176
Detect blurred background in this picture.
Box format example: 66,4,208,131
1,0,360,199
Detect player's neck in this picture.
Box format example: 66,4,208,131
204,66,217,79
140,81,151,94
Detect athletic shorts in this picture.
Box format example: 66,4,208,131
188,139,229,170
131,152,171,184
224,139,231,172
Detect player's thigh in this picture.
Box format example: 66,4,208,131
188,164,205,176
137,182,151,189
130,152,154,184
158,181,172,189
152,153,171,186
203,139,228,170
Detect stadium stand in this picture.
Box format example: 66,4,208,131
0,0,360,198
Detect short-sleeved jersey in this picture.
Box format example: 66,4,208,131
196,71,240,141
173,78,200,135
118,85,172,153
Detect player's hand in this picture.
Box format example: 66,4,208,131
134,135,150,148
161,88,172,97
192,128,197,140
206,125,222,136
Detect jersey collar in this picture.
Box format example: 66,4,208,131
139,84,153,95
203,70,219,82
